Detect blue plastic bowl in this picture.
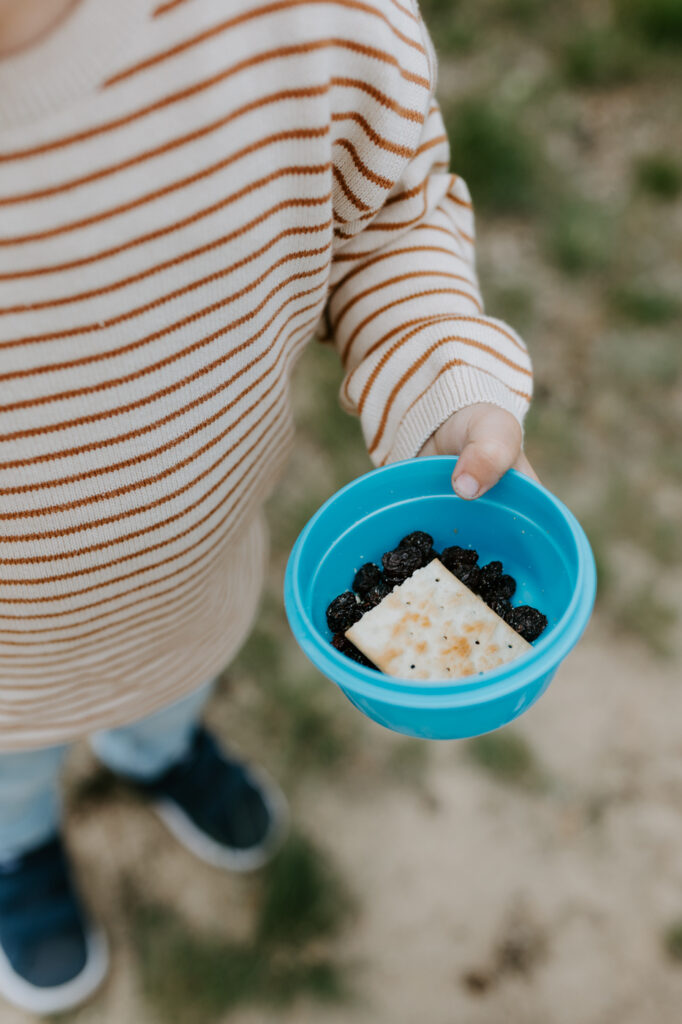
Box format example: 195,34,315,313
284,456,596,740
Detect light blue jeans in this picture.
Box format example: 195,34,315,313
0,681,214,862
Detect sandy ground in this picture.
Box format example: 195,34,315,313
4,613,682,1024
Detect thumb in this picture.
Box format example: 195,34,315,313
451,407,523,500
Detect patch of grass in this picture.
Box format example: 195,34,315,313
257,831,355,947
446,98,540,216
233,617,283,680
610,286,680,324
656,446,682,483
523,403,579,477
596,332,681,397
493,0,548,28
612,584,676,657
132,903,347,1022
127,833,354,1022
635,153,682,200
663,920,682,962
261,668,358,775
419,0,477,53
587,476,682,566
269,483,331,559
616,0,682,47
546,199,614,274
232,601,359,776
562,27,639,88
466,730,542,788
487,284,535,334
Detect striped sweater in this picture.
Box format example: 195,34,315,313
0,0,532,749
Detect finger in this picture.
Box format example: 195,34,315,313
513,450,540,483
418,434,439,457
452,413,522,500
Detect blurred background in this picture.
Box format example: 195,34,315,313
11,1,682,1021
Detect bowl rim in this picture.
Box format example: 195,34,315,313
284,456,596,703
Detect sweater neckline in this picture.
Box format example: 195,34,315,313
0,0,149,131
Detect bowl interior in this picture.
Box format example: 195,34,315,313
294,460,579,671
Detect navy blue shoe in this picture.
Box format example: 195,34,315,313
0,836,108,1016
132,728,288,872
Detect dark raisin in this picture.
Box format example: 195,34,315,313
352,562,383,598
362,580,391,611
326,591,362,633
331,633,376,668
441,545,479,571
479,560,503,582
398,531,434,561
508,605,548,643
487,597,513,622
448,564,479,592
476,561,504,599
495,573,517,601
382,546,422,586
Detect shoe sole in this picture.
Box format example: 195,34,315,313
152,765,290,872
0,925,109,1017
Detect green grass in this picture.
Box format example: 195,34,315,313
486,284,535,334
445,98,541,216
231,610,282,679
132,902,347,1022
584,475,682,567
419,0,477,53
127,831,354,1022
233,619,358,778
635,153,682,200
247,653,354,775
596,331,681,399
562,27,639,88
257,831,355,947
523,403,580,479
663,921,682,962
466,730,543,788
492,0,548,27
546,198,614,274
610,286,680,324
616,0,682,47
611,584,676,657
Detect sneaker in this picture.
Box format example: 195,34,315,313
131,728,289,872
0,836,108,1016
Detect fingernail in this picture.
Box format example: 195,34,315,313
454,473,479,499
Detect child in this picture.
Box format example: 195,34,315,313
0,0,536,1013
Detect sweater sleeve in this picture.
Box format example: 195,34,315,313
325,0,533,467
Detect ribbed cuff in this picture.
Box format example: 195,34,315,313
381,363,531,465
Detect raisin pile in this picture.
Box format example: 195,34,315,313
325,591,362,634
382,546,422,586
325,529,548,667
331,632,375,668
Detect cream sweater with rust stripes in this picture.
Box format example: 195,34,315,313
0,0,532,749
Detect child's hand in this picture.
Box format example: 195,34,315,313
418,403,539,499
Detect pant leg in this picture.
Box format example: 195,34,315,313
0,744,68,861
90,679,215,782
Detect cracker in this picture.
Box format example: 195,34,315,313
345,559,531,681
